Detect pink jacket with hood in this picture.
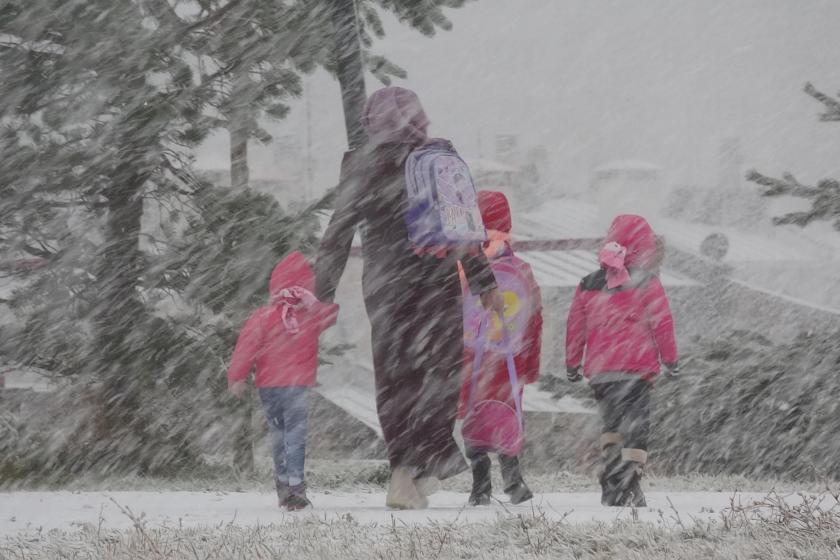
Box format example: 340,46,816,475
565,215,677,382
227,252,339,388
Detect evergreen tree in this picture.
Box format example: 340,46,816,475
188,1,332,187
0,0,245,473
747,83,840,231
0,0,476,477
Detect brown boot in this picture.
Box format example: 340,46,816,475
283,483,312,511
275,478,290,508
386,467,428,510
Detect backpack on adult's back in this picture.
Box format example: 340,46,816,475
404,140,486,254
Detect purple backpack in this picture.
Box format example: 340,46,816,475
404,140,486,253
463,257,535,354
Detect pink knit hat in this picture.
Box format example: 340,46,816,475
599,241,631,289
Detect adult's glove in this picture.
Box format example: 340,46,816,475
566,366,582,383
663,362,680,379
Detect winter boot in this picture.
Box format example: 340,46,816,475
283,483,312,511
614,449,647,508
505,482,534,505
499,455,533,505
614,463,646,508
386,467,428,510
598,433,623,506
468,454,492,506
414,476,441,497
275,478,290,508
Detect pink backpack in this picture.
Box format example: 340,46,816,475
461,317,524,456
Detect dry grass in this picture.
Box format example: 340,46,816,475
3,491,840,560
720,486,840,548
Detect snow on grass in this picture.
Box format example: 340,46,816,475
2,476,838,559
1,493,839,559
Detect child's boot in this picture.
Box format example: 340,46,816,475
615,448,647,508
599,432,623,506
275,478,290,508
505,481,533,505
499,455,533,505
386,466,428,509
283,483,312,511
468,454,492,506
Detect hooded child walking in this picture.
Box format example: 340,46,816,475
565,215,677,507
227,251,339,511
458,191,543,506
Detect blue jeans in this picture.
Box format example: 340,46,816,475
258,387,309,487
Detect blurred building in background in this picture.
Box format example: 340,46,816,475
590,159,666,230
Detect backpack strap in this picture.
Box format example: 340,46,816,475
466,317,487,413
466,315,523,427
501,322,524,427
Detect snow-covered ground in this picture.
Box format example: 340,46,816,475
3,488,838,560
0,489,772,537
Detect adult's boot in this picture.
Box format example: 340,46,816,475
414,476,441,497
386,467,428,510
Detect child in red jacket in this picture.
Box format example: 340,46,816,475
458,191,543,506
227,251,338,511
565,215,677,508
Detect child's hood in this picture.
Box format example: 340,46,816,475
478,190,512,233
604,215,657,270
269,251,315,297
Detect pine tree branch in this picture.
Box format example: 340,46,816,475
805,82,840,122
181,0,245,36
772,212,820,228
746,169,819,198
20,243,55,259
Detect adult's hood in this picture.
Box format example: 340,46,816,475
269,251,314,298
361,86,429,146
604,215,658,270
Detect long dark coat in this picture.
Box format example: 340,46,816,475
314,141,496,479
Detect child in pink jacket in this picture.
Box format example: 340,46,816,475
227,251,338,510
565,215,677,508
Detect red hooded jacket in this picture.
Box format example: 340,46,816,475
565,215,677,382
227,252,339,388
458,191,543,419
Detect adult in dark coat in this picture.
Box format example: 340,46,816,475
314,87,501,509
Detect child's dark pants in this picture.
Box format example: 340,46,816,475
592,379,651,505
